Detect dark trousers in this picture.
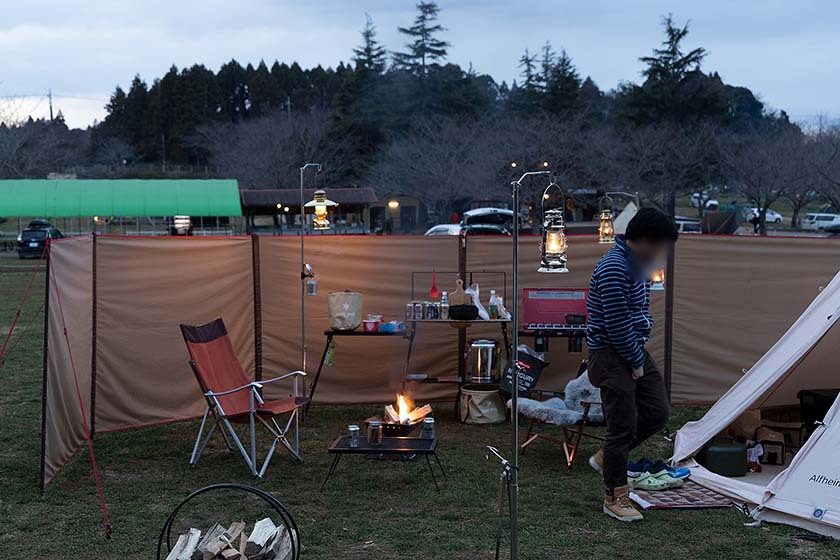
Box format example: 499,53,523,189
588,348,670,493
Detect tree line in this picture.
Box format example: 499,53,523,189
2,4,840,233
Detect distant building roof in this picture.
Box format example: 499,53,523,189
0,179,241,217
241,187,378,208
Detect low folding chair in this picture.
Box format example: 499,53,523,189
180,318,309,479
518,363,605,469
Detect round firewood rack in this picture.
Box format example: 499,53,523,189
156,483,301,560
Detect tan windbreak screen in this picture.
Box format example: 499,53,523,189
44,236,93,487
43,234,840,487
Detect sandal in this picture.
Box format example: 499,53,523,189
629,472,671,491
653,472,685,489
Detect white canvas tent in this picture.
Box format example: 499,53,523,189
673,269,840,537
612,200,638,235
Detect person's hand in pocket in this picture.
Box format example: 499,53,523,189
632,366,644,380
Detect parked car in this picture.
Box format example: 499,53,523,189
461,207,515,227
424,224,461,236
802,213,840,231
17,226,63,258
689,193,719,209
747,208,784,224
424,224,511,236
675,218,702,234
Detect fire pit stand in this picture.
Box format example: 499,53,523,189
321,436,446,492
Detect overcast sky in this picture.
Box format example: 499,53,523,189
2,0,838,128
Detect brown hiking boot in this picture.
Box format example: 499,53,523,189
588,449,603,474
603,485,644,522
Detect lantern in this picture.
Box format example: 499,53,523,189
650,266,666,291
598,195,615,244
304,189,338,230
538,182,569,273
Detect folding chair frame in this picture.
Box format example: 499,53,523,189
520,391,605,469
189,367,307,479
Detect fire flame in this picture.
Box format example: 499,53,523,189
397,394,412,424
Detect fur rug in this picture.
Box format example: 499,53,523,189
564,371,605,423
513,371,604,426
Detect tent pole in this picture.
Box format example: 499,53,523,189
252,234,263,382
90,233,98,436
664,242,675,401
39,240,51,494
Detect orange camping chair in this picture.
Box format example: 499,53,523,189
180,318,309,478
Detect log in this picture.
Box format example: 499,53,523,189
384,404,400,423
193,523,226,560
245,518,277,557
258,525,293,560
167,528,201,560
408,404,432,423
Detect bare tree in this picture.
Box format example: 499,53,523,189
607,123,717,216
195,109,352,187
812,124,840,212
365,115,511,223
784,135,824,228
720,127,804,235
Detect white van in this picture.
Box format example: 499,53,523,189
802,213,840,231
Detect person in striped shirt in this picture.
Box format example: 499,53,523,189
586,207,678,522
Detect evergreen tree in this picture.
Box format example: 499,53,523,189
640,14,706,84
392,2,450,75
542,49,581,113
353,14,387,75
537,41,556,91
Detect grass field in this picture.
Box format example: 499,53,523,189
1,269,838,559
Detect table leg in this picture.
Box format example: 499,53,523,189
433,452,447,481
320,453,343,491
425,454,442,492
401,321,418,393
306,334,333,415
501,322,511,361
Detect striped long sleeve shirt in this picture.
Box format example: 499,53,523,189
586,236,652,368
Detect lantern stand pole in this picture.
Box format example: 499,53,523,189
605,191,640,209
508,169,551,559
299,163,321,403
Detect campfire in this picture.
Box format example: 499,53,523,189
367,394,432,436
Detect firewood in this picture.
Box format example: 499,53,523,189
261,525,293,560
192,523,225,560
227,521,246,544
167,528,201,560
245,518,277,557
239,532,247,556
384,404,400,423
221,548,244,560
408,404,432,423
165,533,189,560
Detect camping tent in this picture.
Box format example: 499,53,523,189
673,268,840,537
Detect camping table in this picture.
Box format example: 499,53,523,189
306,330,409,414
321,435,446,492
307,320,510,414
402,319,511,388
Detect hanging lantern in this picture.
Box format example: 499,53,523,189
304,189,339,230
650,266,666,291
538,182,569,273
598,195,615,244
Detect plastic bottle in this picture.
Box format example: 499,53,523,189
440,291,450,320
489,289,500,319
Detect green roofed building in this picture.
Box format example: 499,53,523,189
0,179,242,237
